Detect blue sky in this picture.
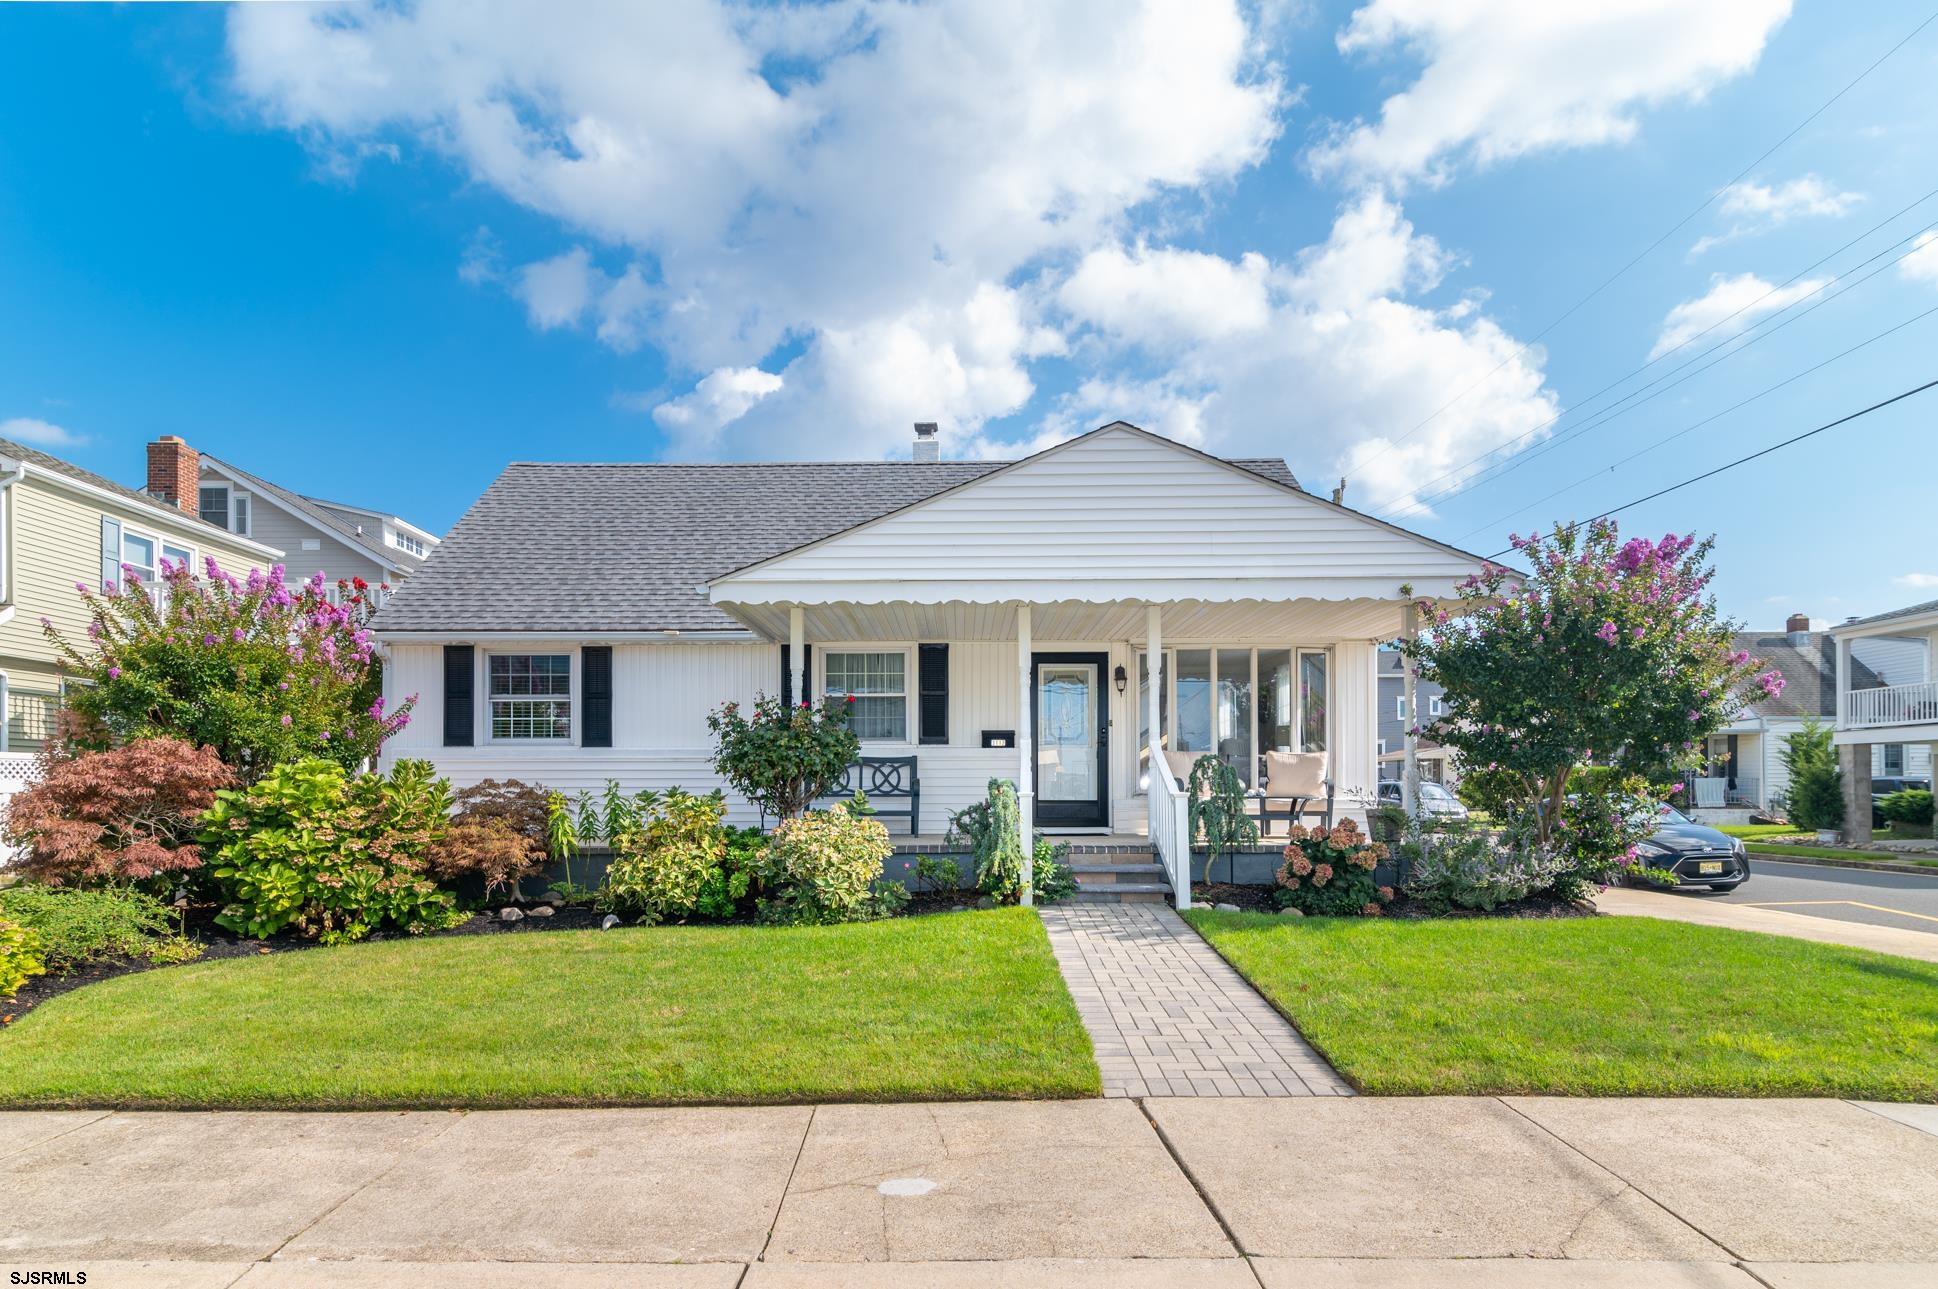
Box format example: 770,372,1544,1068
2,1,1935,625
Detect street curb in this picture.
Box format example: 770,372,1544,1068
1746,848,1938,876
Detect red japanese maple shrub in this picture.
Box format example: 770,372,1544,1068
3,738,235,886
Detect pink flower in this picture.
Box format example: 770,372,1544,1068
107,666,121,679
1596,620,1618,645
280,714,292,728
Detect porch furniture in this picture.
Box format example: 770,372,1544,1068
765,756,922,834
1258,750,1332,835
1162,749,1200,791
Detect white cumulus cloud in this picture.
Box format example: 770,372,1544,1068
1649,271,1827,360
1895,572,1938,589
1691,174,1863,255
1311,0,1792,186
0,416,86,448
1900,231,1938,287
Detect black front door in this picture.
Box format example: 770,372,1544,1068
1031,652,1109,828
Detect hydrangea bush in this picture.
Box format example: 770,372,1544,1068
1275,819,1392,917
47,560,410,779
1402,521,1771,885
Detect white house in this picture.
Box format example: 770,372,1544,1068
1831,599,1938,842
370,423,1489,906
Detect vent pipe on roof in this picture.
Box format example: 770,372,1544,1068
913,422,939,463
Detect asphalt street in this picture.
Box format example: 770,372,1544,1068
1662,855,1938,935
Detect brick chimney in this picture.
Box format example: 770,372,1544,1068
1786,612,1810,646
146,436,199,513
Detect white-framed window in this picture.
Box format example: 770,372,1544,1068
487,653,574,741
1429,695,1444,717
1376,738,1387,757
1396,695,1406,720
0,485,9,604
120,528,158,585
823,649,908,741
391,530,427,557
198,483,252,537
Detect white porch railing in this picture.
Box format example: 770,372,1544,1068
1847,681,1938,729
1146,740,1192,909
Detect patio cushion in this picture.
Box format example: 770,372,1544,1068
1162,749,1199,789
1262,750,1327,801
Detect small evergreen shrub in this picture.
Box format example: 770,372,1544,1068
1782,718,1844,830
913,854,963,894
1032,839,1077,904
0,885,199,971
1880,789,1934,829
0,916,45,999
201,758,461,943
1188,755,1258,884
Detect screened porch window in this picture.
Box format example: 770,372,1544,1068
1140,646,1329,785
489,653,573,740
825,650,907,741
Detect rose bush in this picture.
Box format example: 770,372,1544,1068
707,694,859,821
47,560,410,779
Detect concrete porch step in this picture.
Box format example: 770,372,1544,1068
1069,884,1172,903
1070,863,1168,884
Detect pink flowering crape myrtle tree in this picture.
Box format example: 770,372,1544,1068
45,560,411,780
1401,521,1776,867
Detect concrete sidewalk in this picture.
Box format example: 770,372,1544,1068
1596,885,1938,962
4,1098,1936,1287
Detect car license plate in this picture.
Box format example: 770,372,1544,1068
1696,861,1724,875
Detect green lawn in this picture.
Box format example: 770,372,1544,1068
0,910,1099,1109
1184,910,1938,1099
1749,842,1938,866
1717,823,1810,840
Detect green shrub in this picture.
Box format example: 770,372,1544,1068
707,694,860,821
1188,755,1258,884
0,886,199,971
1033,839,1077,904
1275,818,1392,917
1454,766,1531,818
950,779,1028,902
1783,719,1844,830
1399,820,1569,913
1548,774,1661,901
1880,789,1934,826
0,916,45,999
912,854,963,894
757,798,893,925
201,757,461,943
602,788,732,922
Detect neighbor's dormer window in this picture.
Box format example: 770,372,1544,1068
198,484,251,537
392,530,427,557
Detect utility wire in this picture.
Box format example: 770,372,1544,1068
1461,301,1938,541
1358,8,1938,473
1480,376,1938,559
1383,184,1938,512
1416,222,1938,512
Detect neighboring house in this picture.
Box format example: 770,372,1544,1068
371,422,1493,906
144,436,439,594
1830,600,1938,842
0,433,281,763
1375,647,1457,785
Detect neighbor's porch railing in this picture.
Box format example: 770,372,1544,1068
1146,739,1191,910
1847,681,1938,729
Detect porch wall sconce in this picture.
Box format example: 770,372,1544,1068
1113,664,1128,695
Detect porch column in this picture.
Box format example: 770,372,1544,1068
1145,604,1163,765
1401,601,1421,819
1016,603,1034,906
788,606,805,709
1835,635,1851,727
1840,742,1872,845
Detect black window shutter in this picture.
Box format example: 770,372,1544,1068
918,643,949,745
780,643,812,709
581,646,613,748
442,645,475,747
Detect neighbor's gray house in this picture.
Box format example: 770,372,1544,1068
145,436,439,594
1375,647,1457,785
369,423,1488,907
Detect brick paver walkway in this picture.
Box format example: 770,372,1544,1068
1039,902,1354,1097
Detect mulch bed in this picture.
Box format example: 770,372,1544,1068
1188,882,1597,921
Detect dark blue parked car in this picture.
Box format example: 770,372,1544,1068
1631,803,1751,891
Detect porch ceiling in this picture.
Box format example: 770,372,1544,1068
718,597,1421,643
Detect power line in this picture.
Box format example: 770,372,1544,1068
1382,184,1938,513
1416,221,1938,513
1358,8,1938,472
1461,301,1938,541
1481,376,1938,559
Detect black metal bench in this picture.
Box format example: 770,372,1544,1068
762,756,922,834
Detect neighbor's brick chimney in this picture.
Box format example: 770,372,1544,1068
1785,612,1811,635
146,436,199,513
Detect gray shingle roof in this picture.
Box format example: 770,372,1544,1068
0,435,243,540
204,456,420,575
372,455,1302,634
1840,598,1938,630
1732,630,1883,720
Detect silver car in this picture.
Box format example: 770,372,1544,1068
1377,779,1470,822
